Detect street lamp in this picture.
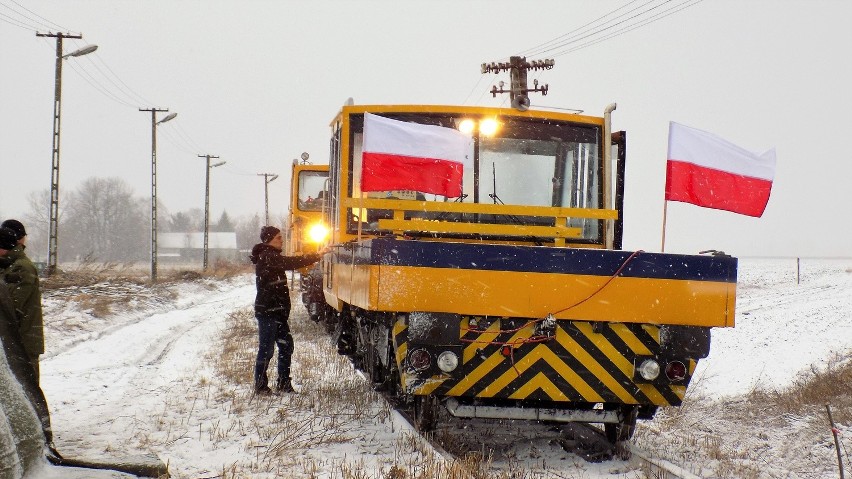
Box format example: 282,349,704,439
257,173,278,225
199,154,224,270
140,108,177,282
35,32,98,275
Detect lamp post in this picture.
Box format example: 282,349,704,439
35,32,97,276
199,154,224,270
140,108,176,282
257,173,278,225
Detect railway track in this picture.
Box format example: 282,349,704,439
385,385,703,479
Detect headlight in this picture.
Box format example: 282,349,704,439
436,351,459,372
307,223,329,243
479,118,499,136
458,119,475,135
637,359,660,380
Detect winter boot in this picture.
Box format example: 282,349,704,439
275,378,295,393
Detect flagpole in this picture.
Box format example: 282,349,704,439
661,200,668,252
357,189,363,241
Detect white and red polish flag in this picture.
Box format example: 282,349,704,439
361,113,472,198
665,121,776,217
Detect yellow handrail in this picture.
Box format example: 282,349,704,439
341,197,618,220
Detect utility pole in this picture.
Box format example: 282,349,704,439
140,108,175,282
482,56,554,111
36,32,84,275
257,173,278,225
199,154,224,270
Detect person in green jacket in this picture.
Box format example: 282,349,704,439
0,221,44,382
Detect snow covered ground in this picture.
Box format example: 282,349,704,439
23,258,852,478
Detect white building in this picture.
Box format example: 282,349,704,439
158,232,241,262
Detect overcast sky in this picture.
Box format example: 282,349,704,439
1,0,850,258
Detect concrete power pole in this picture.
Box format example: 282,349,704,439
36,32,83,276
257,173,278,225
140,108,174,282
199,154,223,270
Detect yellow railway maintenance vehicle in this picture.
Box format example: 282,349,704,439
286,158,330,258
305,63,737,444
286,158,330,322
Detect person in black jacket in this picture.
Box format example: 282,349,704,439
250,225,323,394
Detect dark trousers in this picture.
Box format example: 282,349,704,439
254,314,294,389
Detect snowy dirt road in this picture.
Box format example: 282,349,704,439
41,279,256,464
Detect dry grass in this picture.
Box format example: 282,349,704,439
162,259,252,283
748,351,852,420
634,351,852,478
204,301,540,478
43,259,251,290
41,259,249,318
42,260,146,290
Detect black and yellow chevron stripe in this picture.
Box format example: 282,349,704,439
394,317,693,407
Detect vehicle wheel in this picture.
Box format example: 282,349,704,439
366,326,386,390
376,330,403,396
384,349,402,401
323,305,337,333
334,311,356,357
605,405,638,443
413,395,439,432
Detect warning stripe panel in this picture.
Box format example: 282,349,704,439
398,318,692,406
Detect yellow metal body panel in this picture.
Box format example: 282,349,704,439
368,265,734,328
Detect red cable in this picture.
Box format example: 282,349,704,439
457,250,644,376
550,249,644,316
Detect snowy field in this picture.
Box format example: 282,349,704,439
24,257,852,478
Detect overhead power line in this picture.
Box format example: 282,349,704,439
57,51,137,108
156,124,197,155
516,0,642,57
171,121,204,152
0,1,53,32
9,2,205,152
519,0,703,58
6,2,212,157
463,0,703,105
549,0,702,58
80,54,155,106
0,10,36,31
4,0,68,31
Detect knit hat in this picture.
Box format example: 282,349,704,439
0,227,17,250
260,225,281,243
1,219,25,240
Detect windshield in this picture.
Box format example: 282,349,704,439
348,113,602,240
298,170,329,212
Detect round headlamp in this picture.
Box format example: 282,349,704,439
436,351,459,373
638,359,661,381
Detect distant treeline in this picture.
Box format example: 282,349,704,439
11,177,277,263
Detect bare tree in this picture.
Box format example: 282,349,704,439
61,177,148,262
22,189,62,263
235,213,262,252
